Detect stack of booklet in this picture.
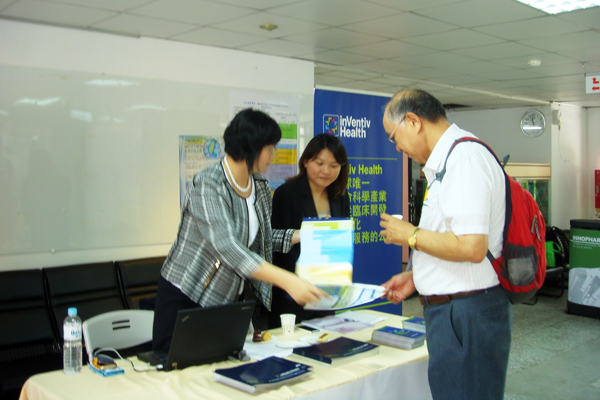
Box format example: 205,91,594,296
213,356,313,393
291,337,379,367
402,316,426,333
371,326,426,350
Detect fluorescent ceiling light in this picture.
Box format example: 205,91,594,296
128,104,168,111
15,97,61,106
515,0,600,14
86,79,139,86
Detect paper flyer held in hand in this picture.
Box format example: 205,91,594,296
305,283,386,311
296,218,354,285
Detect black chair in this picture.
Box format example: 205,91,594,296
43,262,126,362
0,269,62,400
539,226,569,299
115,256,165,310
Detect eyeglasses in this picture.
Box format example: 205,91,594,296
387,115,405,144
270,146,277,155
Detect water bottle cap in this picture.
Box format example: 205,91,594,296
68,307,77,316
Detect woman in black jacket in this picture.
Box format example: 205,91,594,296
268,133,350,328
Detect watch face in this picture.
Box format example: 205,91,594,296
520,110,546,138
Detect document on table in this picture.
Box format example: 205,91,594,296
305,283,386,310
296,218,354,286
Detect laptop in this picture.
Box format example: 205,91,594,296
138,300,255,371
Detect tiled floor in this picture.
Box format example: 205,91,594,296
401,291,600,400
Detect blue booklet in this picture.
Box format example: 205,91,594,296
372,326,426,350
213,356,313,393
291,337,379,367
403,316,426,333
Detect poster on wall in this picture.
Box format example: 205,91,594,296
314,89,403,315
230,90,300,192
179,136,224,206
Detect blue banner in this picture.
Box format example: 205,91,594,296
315,89,403,315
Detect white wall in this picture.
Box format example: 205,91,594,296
0,20,314,271
446,104,595,230
550,103,588,229
587,107,600,219
447,106,552,164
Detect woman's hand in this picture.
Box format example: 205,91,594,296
282,274,329,307
252,263,329,306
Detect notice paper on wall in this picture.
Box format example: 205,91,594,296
296,218,354,286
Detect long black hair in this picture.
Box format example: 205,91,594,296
290,133,349,199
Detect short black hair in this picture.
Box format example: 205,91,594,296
386,89,447,124
224,108,281,172
291,133,349,199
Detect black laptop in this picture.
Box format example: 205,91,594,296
138,300,255,371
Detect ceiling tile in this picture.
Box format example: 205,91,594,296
531,62,593,77
403,29,505,51
45,0,154,11
269,0,397,26
240,39,328,58
451,42,541,61
0,0,15,11
2,0,116,27
492,53,578,68
324,69,378,80
171,27,266,48
283,27,384,50
312,50,377,65
92,14,198,38
398,67,461,80
348,59,419,73
130,0,254,25
365,0,465,12
556,47,600,64
213,11,328,38
428,74,491,86
518,30,600,52
413,0,545,28
343,12,457,39
473,15,587,41
396,51,477,68
216,0,302,10
556,6,600,30
343,40,436,58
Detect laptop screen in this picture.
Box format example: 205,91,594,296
140,300,255,371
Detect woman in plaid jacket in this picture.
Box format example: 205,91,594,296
153,109,326,352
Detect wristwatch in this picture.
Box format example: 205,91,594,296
408,228,421,250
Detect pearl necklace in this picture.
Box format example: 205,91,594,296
223,156,252,193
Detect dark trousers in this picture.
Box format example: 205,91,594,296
152,275,198,352
423,285,512,400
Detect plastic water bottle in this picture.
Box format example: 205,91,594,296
63,307,82,375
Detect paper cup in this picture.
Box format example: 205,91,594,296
280,314,296,335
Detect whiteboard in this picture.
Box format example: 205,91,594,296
0,64,312,266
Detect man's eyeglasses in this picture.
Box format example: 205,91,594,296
387,116,405,144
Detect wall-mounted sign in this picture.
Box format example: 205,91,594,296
586,73,600,94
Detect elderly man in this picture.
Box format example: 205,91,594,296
379,89,511,400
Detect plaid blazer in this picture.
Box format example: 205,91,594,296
161,161,294,310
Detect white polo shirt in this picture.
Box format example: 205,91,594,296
413,124,505,296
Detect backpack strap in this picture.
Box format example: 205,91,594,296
432,137,509,263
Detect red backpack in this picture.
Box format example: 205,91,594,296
437,137,547,304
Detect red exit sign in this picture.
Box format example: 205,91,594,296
586,73,600,94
